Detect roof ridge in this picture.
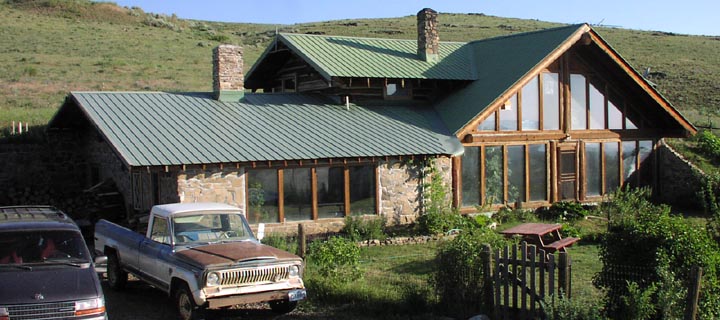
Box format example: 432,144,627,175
465,23,587,45
278,32,468,44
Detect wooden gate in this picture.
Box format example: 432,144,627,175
492,242,571,320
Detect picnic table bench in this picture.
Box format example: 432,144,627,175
500,223,579,253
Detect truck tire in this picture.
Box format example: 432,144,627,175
174,284,203,320
269,300,297,314
106,252,128,290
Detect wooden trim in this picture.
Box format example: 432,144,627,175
502,146,508,203
278,169,285,223
480,146,486,205
562,54,571,133
517,87,524,130
374,166,380,215
579,142,586,201
600,143,607,194
452,156,461,209
538,74,545,130
584,75,590,130
524,145,530,202
465,132,567,144
311,167,318,221
343,167,351,217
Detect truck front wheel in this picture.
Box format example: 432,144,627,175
269,300,297,314
106,253,128,290
174,284,203,320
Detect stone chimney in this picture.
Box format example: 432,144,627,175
213,44,244,102
417,8,439,63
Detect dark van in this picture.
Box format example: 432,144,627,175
0,206,107,320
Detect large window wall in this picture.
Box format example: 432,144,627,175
246,165,376,223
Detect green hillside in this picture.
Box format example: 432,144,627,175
1,0,719,132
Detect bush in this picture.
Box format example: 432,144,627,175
538,201,589,221
306,236,360,279
493,206,537,224
342,215,386,242
261,233,298,255
542,293,604,320
695,130,720,161
595,187,720,319
431,228,511,319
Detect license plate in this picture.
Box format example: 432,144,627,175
288,289,307,302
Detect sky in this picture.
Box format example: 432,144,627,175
107,0,720,36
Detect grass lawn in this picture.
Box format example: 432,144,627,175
300,236,603,318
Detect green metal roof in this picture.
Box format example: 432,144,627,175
434,24,586,135
246,33,476,81
55,92,463,167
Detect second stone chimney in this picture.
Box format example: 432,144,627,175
213,44,244,102
417,8,439,63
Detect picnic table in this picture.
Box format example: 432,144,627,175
500,223,579,253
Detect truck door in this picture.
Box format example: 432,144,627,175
138,216,171,290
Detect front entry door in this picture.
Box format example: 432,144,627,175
558,143,578,201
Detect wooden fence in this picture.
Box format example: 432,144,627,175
488,242,571,320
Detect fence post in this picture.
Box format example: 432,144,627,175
481,244,494,317
297,223,306,258
558,252,571,297
685,266,703,320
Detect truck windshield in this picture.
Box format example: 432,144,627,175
0,230,89,265
172,212,255,245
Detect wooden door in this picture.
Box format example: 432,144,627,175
557,143,578,201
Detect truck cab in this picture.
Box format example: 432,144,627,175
0,206,107,320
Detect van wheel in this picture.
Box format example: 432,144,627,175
106,253,127,290
269,300,297,314
175,284,203,320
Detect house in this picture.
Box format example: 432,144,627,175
47,9,695,233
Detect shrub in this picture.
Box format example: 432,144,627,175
595,187,720,319
306,236,360,279
493,206,537,224
341,215,386,242
538,201,589,221
695,130,720,161
431,228,511,319
542,293,604,320
261,233,298,255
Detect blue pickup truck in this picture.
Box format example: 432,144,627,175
94,202,306,320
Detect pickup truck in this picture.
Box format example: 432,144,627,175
0,206,107,320
95,202,306,320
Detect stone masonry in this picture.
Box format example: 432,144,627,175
212,44,244,100
417,8,439,63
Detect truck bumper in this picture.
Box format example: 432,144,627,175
206,289,306,309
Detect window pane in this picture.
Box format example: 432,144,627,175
622,141,637,182
585,143,602,196
499,94,518,131
522,76,540,130
589,83,605,129
626,107,639,129
461,147,480,207
639,140,653,163
608,99,623,129
478,112,496,131
485,146,504,204
529,144,547,201
317,167,345,219
542,73,560,130
604,142,620,193
247,169,279,223
349,166,376,215
283,168,312,222
507,146,525,203
570,74,587,130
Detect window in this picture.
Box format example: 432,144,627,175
521,77,540,130
246,165,377,223
542,73,561,130
247,169,279,224
604,142,620,193
585,143,602,197
150,217,170,244
499,94,518,131
317,167,345,219
384,79,411,99
608,99,623,129
622,141,637,182
461,144,547,207
283,168,312,222
570,74,587,130
589,84,605,129
461,147,480,207
477,112,496,131
350,166,376,215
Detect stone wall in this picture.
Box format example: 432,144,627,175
177,165,247,210
656,141,705,209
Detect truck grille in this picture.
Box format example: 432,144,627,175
219,265,289,286
7,302,75,320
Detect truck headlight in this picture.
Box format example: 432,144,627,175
75,298,106,317
289,265,300,278
206,272,220,286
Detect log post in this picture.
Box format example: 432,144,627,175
685,266,703,320
481,244,494,316
558,252,571,298
297,223,307,258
